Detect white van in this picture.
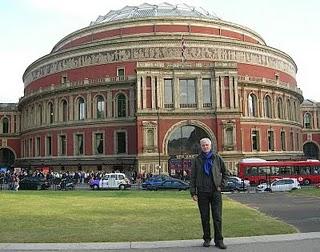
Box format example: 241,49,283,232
98,173,131,190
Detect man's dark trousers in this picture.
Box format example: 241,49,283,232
197,191,223,243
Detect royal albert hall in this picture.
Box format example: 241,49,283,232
1,3,306,175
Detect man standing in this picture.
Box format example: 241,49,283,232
190,138,228,249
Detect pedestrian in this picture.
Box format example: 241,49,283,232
190,138,228,249
13,174,20,191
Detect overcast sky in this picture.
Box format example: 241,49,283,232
1,0,319,103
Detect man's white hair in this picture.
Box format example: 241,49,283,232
200,138,211,145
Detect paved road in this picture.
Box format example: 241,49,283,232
227,192,320,232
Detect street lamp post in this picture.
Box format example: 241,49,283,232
157,107,161,175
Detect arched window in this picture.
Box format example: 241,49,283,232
78,97,85,120
277,97,283,119
62,100,68,122
2,117,9,133
48,102,54,124
96,95,105,119
304,113,312,129
264,95,272,118
117,94,126,117
248,93,258,117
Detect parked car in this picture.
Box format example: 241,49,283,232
222,178,248,192
19,176,50,190
145,178,189,191
141,175,173,189
228,176,250,187
89,173,131,190
256,178,301,192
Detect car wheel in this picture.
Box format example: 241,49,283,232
264,188,271,192
119,184,125,190
93,184,99,190
303,179,311,186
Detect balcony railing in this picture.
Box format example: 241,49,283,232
180,103,197,108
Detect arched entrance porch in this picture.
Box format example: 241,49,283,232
303,142,319,160
0,147,16,169
166,123,216,179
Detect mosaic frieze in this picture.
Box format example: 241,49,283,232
24,46,296,85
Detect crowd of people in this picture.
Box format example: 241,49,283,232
0,168,157,190
0,167,194,191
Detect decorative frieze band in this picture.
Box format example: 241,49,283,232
24,46,296,86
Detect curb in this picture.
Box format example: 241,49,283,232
1,232,320,250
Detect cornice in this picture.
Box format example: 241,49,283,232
238,75,303,101
20,118,136,136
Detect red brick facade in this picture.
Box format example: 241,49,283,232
0,4,309,175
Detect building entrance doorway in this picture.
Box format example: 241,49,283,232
167,125,211,179
303,142,319,160
0,148,15,168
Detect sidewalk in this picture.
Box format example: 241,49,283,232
1,232,320,251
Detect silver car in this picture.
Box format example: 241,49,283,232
256,178,301,192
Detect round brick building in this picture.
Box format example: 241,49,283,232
17,3,304,175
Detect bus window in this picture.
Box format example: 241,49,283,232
300,167,311,175
258,166,270,175
271,167,280,175
245,166,258,176
279,166,292,175
293,166,300,175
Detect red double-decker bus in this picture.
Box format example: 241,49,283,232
238,158,320,185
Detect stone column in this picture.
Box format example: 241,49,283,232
197,76,202,109
229,76,234,108
107,91,112,117
129,87,134,116
174,77,179,109
259,90,263,117
234,76,239,108
158,76,164,108
16,114,20,133
10,113,14,133
136,75,141,110
243,89,248,116
87,92,92,119
69,96,74,121
313,110,317,129
54,98,58,122
142,75,147,109
215,76,220,109
151,76,156,109
221,76,226,108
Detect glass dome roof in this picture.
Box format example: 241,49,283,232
90,2,220,26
